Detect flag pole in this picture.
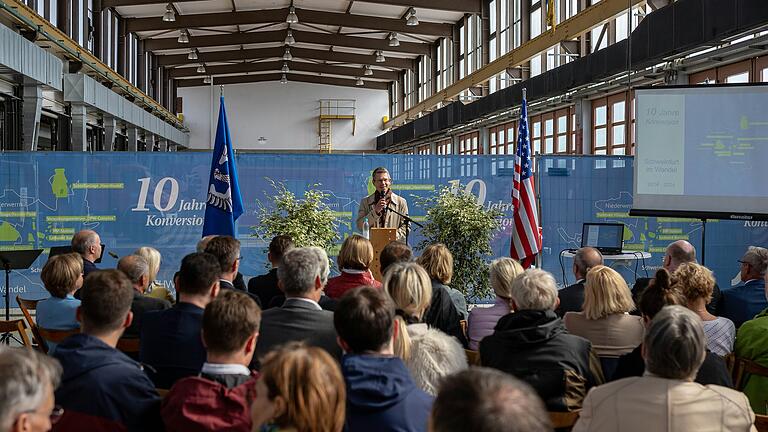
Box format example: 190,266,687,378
220,85,224,98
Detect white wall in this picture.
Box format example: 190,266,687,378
179,80,388,151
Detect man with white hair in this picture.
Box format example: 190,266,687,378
255,247,341,360
71,230,101,278
480,268,603,411
573,306,755,431
0,348,62,432
720,245,768,328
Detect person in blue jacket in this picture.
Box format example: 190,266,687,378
334,286,433,432
720,246,768,328
53,269,162,432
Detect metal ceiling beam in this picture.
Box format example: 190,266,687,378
126,7,452,36
156,46,414,69
386,0,643,127
144,29,429,55
176,73,389,90
106,0,480,13
169,60,398,80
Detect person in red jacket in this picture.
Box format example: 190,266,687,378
326,235,382,299
161,290,261,432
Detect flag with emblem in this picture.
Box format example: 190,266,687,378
511,89,542,267
202,95,243,237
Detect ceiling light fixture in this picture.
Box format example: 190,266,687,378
196,64,206,73
283,47,293,61
388,32,400,47
286,5,299,24
162,3,175,22
375,50,385,63
177,29,189,43
285,29,296,45
405,7,419,26
363,65,373,76
187,49,198,60
280,73,288,84
281,62,290,73
203,75,212,84
355,77,364,86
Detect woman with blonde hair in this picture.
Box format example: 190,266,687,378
135,246,173,302
416,244,467,345
251,343,345,432
326,235,381,299
383,262,433,360
674,262,735,356
564,265,644,358
467,257,524,350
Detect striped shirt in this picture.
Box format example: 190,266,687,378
703,316,736,356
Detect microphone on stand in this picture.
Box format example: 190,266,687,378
108,251,119,260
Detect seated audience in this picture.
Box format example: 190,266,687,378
564,265,644,357
135,246,173,303
384,262,433,359
256,247,341,360
675,262,735,356
54,270,162,431
205,236,246,294
199,235,247,292
480,268,603,411
117,255,171,338
733,271,768,414
251,343,344,432
612,269,733,387
430,368,552,432
248,235,294,307
467,257,523,350
334,286,433,432
405,328,467,396
0,347,62,432
573,305,755,432
140,252,221,389
417,244,467,319
379,241,413,274
162,290,260,431
720,246,768,327
556,247,603,317
326,235,381,299
37,253,83,351
265,246,339,312
632,240,721,314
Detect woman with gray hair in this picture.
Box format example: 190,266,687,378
573,305,756,432
0,347,62,432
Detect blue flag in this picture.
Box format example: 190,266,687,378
202,96,243,237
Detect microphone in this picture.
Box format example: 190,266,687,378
108,251,119,259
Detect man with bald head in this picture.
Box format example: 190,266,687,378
118,255,171,338
71,230,102,278
556,247,603,317
632,240,721,314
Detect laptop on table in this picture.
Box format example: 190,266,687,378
581,223,624,255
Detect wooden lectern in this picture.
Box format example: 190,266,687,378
370,228,397,281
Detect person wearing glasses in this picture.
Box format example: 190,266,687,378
357,167,410,242
720,246,768,328
0,347,63,432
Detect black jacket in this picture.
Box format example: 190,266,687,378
612,344,733,387
479,309,602,411
633,277,722,315
556,280,585,317
256,298,341,361
125,291,171,338
247,268,282,308
424,280,468,347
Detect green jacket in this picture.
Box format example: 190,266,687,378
735,308,768,414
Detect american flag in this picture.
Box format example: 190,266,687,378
511,92,542,266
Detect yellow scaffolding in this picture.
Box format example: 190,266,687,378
318,99,356,153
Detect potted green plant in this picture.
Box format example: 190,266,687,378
416,184,502,301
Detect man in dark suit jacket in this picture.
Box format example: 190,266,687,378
256,247,341,361
556,247,603,317
117,255,171,338
198,234,247,292
720,246,768,327
630,240,721,314
248,235,294,308
140,252,221,389
205,236,261,306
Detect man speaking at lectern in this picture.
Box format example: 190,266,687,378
357,167,409,242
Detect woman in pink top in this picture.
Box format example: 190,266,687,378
325,235,381,299
467,258,524,350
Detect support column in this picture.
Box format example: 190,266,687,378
103,116,116,151
70,103,87,151
160,139,168,152
575,97,591,154
145,133,155,151
479,126,489,154
22,81,43,151
126,126,138,151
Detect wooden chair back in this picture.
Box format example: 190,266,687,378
464,349,481,366
117,338,140,354
732,356,768,390
38,327,79,348
16,296,46,353
755,414,768,432
0,319,32,347
459,319,468,340
156,388,170,398
549,411,580,430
